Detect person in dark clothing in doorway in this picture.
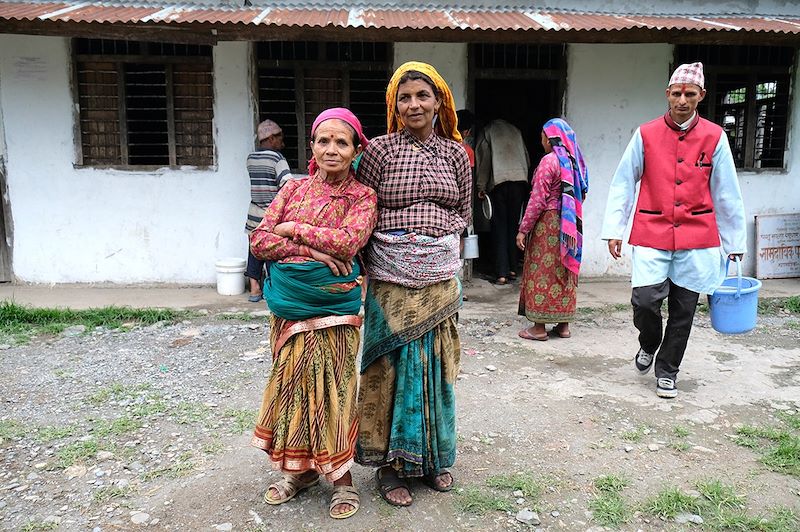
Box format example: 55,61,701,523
476,119,530,284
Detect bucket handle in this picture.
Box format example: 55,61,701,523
726,257,742,299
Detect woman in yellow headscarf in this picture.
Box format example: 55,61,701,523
355,62,471,507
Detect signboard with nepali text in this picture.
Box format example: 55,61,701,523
755,213,800,279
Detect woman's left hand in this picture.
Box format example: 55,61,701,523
274,221,296,238
516,232,526,251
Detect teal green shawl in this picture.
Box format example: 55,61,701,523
264,261,361,321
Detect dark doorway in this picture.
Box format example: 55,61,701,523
471,77,561,279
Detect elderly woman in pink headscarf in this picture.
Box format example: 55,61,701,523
249,108,377,519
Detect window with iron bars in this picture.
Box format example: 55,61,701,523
256,41,391,172
73,39,214,168
675,45,794,170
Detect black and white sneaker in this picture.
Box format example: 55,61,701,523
656,378,678,399
634,348,655,374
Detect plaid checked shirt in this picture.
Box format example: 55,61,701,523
356,129,472,238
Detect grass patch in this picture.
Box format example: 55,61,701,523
576,303,630,316
620,425,650,443
594,474,629,493
641,480,797,530
590,474,632,527
696,478,745,511
0,419,26,443
673,425,691,438
669,441,690,452
777,411,800,430
762,437,800,477
0,302,189,343
57,439,99,468
216,312,256,321
140,451,195,481
172,402,212,425
129,395,168,418
202,438,224,455
711,506,798,531
734,418,800,477
93,484,135,503
35,424,78,443
643,486,702,519
224,408,255,434
454,486,513,515
589,492,631,527
92,416,143,437
758,296,800,316
20,521,58,532
486,472,543,500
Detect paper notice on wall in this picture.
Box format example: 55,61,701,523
13,57,48,82
755,213,800,279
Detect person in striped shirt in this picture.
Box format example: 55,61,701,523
245,119,293,302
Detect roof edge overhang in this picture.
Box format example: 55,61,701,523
2,19,800,46
1,3,799,46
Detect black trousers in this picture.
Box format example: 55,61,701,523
490,181,528,278
631,279,699,381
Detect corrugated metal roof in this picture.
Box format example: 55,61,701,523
1,0,798,35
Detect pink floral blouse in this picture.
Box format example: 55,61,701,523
518,152,562,234
250,174,377,263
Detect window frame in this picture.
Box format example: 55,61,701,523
673,45,795,172
71,39,215,171
253,41,392,173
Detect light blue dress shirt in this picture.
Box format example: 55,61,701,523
601,118,747,295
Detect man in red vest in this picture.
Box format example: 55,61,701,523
601,62,746,399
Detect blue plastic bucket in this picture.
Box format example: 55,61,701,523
708,258,761,334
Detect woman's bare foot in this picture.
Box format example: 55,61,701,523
518,323,548,341
554,322,571,338
433,471,453,489
377,466,412,506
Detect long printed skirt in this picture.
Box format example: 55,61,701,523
251,316,359,482
356,317,461,478
518,209,577,323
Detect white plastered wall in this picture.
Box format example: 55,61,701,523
565,43,800,277
0,35,254,283
393,43,468,110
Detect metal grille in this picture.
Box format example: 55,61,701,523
677,45,794,67
256,42,390,172
257,41,319,61
349,70,388,141
325,42,389,62
677,45,794,169
474,43,565,70
77,61,121,165
173,64,214,166
76,39,142,56
125,63,169,166
75,38,214,168
753,74,790,169
257,67,300,169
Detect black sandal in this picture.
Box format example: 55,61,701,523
376,467,412,507
421,470,454,492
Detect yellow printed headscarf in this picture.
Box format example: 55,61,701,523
385,61,462,143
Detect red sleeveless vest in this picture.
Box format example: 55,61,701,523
629,113,722,250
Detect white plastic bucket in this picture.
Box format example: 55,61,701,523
462,234,479,259
215,257,246,295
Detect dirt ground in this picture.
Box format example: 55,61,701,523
0,280,799,531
